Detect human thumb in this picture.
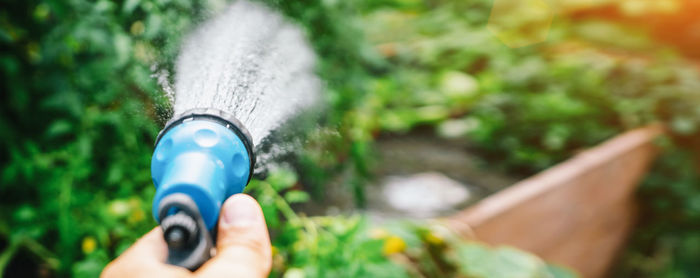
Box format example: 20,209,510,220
196,194,272,278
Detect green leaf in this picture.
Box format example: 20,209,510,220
122,0,141,14
456,243,551,278
545,264,579,278
267,170,298,191
284,190,310,204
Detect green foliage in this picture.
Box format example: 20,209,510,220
2,0,700,277
456,243,564,278
353,1,700,277
354,2,700,277
615,146,700,277
0,0,208,276
356,3,700,174
245,169,409,278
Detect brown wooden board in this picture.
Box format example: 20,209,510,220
445,125,664,278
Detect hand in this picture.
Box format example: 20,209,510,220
102,194,272,278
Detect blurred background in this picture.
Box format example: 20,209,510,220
1,0,700,277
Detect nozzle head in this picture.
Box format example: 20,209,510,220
156,108,255,173
151,111,254,230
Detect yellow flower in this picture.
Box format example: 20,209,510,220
382,235,406,255
82,237,97,254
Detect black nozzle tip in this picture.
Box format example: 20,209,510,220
165,227,188,249
161,211,198,249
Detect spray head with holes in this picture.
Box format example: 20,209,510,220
151,108,255,270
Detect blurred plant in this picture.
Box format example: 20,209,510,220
614,144,700,277
247,168,578,278
488,0,554,48
357,2,700,174
0,0,215,276
354,1,700,277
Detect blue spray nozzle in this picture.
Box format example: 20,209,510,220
150,108,255,270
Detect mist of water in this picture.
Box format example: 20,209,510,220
172,0,321,148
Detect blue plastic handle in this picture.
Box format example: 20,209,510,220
151,120,252,230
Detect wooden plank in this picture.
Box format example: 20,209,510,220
540,197,638,278
445,125,663,278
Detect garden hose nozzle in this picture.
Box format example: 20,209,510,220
150,108,255,270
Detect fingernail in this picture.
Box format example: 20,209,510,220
221,194,259,227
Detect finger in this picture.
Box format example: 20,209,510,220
101,227,191,278
126,227,169,261
196,194,272,278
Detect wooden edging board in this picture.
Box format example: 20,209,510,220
444,125,664,278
